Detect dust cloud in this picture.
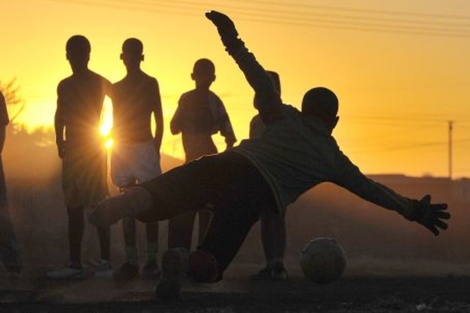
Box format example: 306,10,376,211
3,127,470,281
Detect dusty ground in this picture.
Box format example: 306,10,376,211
1,264,470,313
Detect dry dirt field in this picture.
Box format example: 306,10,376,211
2,264,470,313
2,152,470,312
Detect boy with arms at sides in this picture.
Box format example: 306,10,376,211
111,38,164,281
90,11,450,299
168,58,236,254
0,90,22,277
49,35,112,279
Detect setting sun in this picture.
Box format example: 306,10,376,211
100,97,113,149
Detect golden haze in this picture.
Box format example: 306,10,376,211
2,0,470,178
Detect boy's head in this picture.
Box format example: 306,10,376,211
121,38,144,60
121,38,144,69
66,35,91,70
302,87,339,131
191,58,216,89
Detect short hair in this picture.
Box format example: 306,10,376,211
66,35,91,56
301,87,338,120
122,38,143,56
193,58,215,76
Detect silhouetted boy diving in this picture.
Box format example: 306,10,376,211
90,11,450,300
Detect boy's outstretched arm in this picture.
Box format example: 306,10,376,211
333,154,450,236
206,10,281,121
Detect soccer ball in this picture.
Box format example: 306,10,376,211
300,237,347,284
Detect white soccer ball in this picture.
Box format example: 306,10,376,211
300,237,347,284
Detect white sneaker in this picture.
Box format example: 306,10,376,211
155,248,188,300
93,259,113,278
47,265,84,280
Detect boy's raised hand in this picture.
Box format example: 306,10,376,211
205,11,239,47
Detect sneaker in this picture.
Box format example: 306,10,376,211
93,259,113,278
114,262,139,282
249,263,288,281
47,265,85,280
270,263,289,281
89,187,153,227
155,249,188,300
142,260,161,280
249,267,272,281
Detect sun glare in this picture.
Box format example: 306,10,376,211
100,97,113,149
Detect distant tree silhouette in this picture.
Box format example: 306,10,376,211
0,78,52,148
0,79,25,124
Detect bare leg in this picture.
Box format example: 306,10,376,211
145,221,159,263
0,207,22,273
122,217,138,264
168,211,196,251
67,205,84,267
260,212,286,267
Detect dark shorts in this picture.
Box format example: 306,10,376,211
139,151,276,222
138,151,277,272
62,146,108,208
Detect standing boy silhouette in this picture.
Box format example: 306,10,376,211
168,58,236,252
111,38,164,281
0,90,22,277
49,35,112,279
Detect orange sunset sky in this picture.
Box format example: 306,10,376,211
2,0,470,178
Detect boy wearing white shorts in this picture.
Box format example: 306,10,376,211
111,38,164,281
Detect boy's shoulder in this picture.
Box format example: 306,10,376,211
89,71,112,94
58,74,74,86
208,89,222,99
179,89,223,106
86,69,111,85
136,71,158,85
113,72,156,88
207,90,224,107
60,70,109,84
58,71,111,97
181,88,197,95
179,89,198,102
142,71,158,81
57,75,76,94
